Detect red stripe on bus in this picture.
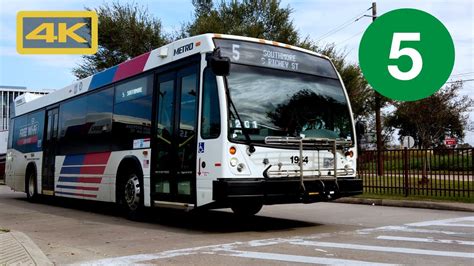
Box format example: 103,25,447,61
113,52,150,82
79,166,106,175
77,177,102,183
83,152,111,165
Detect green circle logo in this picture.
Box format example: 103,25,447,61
359,8,455,101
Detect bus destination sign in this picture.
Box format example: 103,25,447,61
214,39,337,79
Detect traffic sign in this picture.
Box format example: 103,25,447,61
444,138,457,146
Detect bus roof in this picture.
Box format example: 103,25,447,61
13,33,328,117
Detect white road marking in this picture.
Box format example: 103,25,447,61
377,235,474,246
407,216,474,227
226,250,396,266
358,225,468,236
291,241,474,258
77,242,241,265
314,248,328,253
81,215,474,264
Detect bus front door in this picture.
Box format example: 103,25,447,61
42,107,59,194
154,64,199,204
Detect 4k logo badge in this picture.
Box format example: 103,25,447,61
17,11,98,54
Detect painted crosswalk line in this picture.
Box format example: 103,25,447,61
376,235,474,246
225,250,395,266
81,215,474,265
407,216,474,228
291,240,474,258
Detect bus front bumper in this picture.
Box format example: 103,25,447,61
213,177,363,205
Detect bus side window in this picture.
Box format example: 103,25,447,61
201,68,221,139
52,113,59,138
12,116,27,152
86,87,113,153
112,75,153,150
59,96,87,155
7,118,14,149
46,114,52,141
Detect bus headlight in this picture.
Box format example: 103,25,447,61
344,150,354,158
230,158,239,167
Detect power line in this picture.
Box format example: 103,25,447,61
335,30,365,46
315,12,368,42
451,71,474,77
446,78,474,83
314,7,372,42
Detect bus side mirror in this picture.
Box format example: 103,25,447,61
208,48,230,76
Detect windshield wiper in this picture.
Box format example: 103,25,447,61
225,85,256,154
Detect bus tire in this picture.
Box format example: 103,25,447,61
231,200,263,216
25,169,38,202
120,171,144,219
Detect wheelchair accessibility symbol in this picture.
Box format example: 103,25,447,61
198,142,205,153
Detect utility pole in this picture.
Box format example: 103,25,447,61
372,1,384,177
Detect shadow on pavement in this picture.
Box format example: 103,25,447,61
13,195,319,234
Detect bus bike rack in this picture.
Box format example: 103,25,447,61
264,136,354,194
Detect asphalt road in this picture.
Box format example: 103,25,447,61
0,185,472,265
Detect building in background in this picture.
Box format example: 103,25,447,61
1,86,52,131
0,86,52,177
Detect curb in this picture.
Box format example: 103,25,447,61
0,231,52,265
334,197,474,212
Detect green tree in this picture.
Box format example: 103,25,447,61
73,2,169,79
385,81,473,148
186,0,300,45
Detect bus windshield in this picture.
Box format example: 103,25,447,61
227,64,353,144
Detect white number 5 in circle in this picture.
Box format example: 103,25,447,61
388,32,422,81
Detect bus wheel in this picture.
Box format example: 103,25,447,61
231,200,263,216
26,171,38,202
122,173,143,218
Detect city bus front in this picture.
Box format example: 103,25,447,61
208,38,362,212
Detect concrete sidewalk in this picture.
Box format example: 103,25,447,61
335,197,474,212
0,230,52,265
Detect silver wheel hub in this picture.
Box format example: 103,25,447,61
28,175,35,197
124,175,141,210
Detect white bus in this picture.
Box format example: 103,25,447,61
6,34,362,216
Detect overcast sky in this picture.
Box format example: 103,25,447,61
0,0,473,143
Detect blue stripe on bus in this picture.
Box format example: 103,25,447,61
60,167,81,175
56,191,97,198
63,154,85,166
89,66,118,90
57,185,77,189
58,176,79,183
56,185,99,191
